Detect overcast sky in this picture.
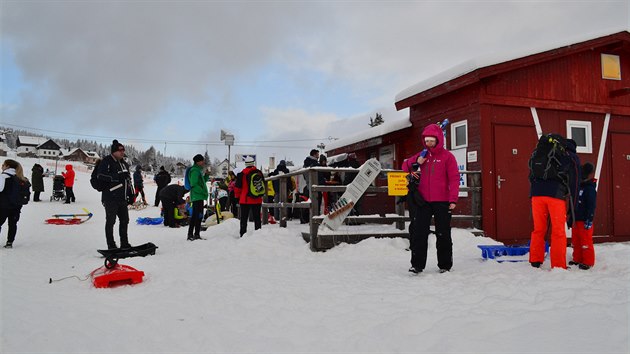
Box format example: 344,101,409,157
1,0,628,167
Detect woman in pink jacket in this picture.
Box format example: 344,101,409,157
402,123,459,274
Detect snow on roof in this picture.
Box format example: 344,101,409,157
17,135,47,146
326,117,412,152
396,27,630,103
86,151,100,158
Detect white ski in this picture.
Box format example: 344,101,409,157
320,158,382,231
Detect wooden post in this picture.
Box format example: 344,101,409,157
262,183,268,225
279,176,287,228
308,169,319,251
395,196,406,230
471,172,482,229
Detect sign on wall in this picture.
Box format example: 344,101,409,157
451,148,468,197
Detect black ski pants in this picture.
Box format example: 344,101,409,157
65,186,75,203
155,185,165,207
410,202,453,271
161,197,178,227
187,200,204,237
239,203,261,237
0,207,21,244
104,200,130,249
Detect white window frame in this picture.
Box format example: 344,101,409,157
450,120,468,150
566,120,593,154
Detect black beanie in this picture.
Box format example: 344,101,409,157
111,140,125,153
193,154,204,163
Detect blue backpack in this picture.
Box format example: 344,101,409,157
184,167,192,191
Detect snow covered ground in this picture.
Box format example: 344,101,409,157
1,156,629,353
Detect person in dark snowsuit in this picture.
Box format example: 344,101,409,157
133,165,147,205
1,159,28,249
31,164,44,202
97,140,135,249
159,184,188,228
570,162,597,269
268,160,291,220
153,166,171,207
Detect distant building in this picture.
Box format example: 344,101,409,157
17,136,61,158
0,131,9,156
63,148,90,162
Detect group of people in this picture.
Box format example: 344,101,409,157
1,128,599,272
401,123,597,274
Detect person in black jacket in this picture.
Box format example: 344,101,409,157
97,140,135,249
529,138,580,269
153,166,172,207
133,165,148,205
269,160,290,220
31,164,44,202
159,184,188,228
570,162,597,269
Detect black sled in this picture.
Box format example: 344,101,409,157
97,242,158,269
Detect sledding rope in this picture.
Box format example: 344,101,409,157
48,274,90,284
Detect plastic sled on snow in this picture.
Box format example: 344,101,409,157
136,217,164,225
90,263,144,288
478,242,549,262
45,208,93,225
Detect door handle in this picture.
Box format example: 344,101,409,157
497,175,506,189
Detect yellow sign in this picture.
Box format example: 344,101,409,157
387,172,409,196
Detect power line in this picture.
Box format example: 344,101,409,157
1,122,335,145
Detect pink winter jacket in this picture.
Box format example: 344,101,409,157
401,124,460,204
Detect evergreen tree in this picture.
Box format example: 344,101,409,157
369,112,385,127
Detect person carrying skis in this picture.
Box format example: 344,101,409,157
234,156,264,237
528,138,580,269
0,159,29,249
569,162,597,270
97,140,135,249
402,123,459,274
61,164,76,204
31,163,44,202
187,154,210,240
133,165,148,205
153,166,171,207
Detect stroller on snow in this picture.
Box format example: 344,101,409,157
50,175,65,202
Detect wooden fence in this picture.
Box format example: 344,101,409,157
263,167,481,251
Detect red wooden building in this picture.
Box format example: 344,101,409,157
329,30,630,245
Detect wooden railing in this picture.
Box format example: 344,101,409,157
263,167,481,251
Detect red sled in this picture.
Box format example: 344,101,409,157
90,264,145,288
45,218,83,225
46,209,93,225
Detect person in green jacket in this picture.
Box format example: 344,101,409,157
187,154,210,240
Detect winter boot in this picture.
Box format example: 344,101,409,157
4,242,13,249
408,266,422,274
268,214,277,224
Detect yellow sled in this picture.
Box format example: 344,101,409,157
203,211,234,228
